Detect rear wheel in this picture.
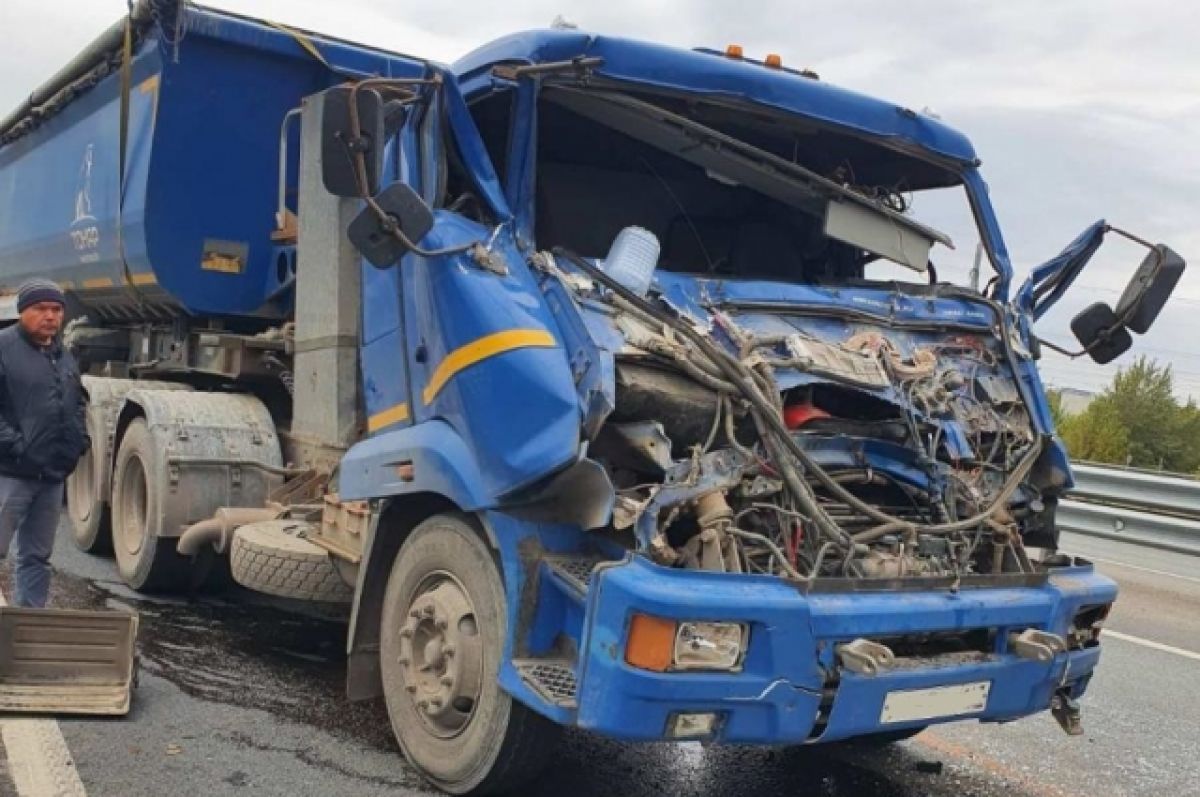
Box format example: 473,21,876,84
380,513,555,795
111,418,207,591
67,408,110,553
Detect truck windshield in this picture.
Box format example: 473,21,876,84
529,85,984,289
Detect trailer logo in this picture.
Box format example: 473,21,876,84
70,144,101,262
73,144,96,224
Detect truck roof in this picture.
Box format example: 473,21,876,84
453,30,978,167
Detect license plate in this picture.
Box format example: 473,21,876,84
880,681,991,724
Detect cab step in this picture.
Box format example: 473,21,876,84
514,658,578,709
543,554,607,595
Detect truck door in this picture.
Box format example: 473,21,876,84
356,72,581,502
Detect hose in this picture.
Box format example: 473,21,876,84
553,246,1042,549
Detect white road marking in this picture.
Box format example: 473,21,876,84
1103,629,1200,662
1080,555,1200,586
0,589,87,797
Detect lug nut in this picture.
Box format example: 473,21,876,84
410,609,421,619
405,684,417,694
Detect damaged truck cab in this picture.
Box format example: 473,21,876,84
332,31,1183,791
0,6,1184,795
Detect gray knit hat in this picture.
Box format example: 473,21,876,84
16,278,65,313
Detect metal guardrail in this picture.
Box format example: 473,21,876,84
1069,462,1200,517
1059,461,1200,555
1057,498,1200,556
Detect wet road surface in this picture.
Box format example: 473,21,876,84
2,521,1198,797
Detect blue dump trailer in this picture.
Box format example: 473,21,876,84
0,2,1187,792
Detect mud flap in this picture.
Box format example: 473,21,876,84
0,607,138,716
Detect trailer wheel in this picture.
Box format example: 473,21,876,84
111,418,207,591
380,513,555,795
67,407,110,553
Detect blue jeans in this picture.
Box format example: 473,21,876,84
0,476,63,608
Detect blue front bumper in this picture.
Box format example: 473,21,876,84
575,558,1116,743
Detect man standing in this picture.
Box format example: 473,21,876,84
0,279,89,607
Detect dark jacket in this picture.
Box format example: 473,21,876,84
0,324,90,482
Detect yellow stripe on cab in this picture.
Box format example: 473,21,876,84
422,328,557,405
367,402,410,433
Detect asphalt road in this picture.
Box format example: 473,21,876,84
2,522,1198,797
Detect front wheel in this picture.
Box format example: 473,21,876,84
379,513,555,795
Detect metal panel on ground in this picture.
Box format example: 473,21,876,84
0,607,138,716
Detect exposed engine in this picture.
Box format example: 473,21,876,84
547,249,1050,584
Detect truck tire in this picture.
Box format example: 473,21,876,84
229,521,352,602
110,418,209,591
68,377,192,556
379,513,556,795
67,406,109,553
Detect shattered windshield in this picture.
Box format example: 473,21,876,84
532,85,986,289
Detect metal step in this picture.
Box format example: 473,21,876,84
0,607,139,716
514,658,578,709
543,555,607,595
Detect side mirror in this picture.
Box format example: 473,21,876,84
1069,303,1132,364
347,182,435,268
1070,242,1185,363
1113,244,1185,334
320,86,385,198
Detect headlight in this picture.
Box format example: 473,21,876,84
625,615,749,672
674,621,747,671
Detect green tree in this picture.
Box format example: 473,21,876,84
1102,357,1196,471
1046,389,1068,430
1059,396,1130,464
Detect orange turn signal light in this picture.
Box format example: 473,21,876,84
625,614,676,672
725,44,744,59
764,53,783,69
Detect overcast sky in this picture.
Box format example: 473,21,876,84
2,0,1198,397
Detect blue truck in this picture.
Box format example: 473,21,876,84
0,2,1186,793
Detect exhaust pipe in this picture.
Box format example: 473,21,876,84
177,507,279,556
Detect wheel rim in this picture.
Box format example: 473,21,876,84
117,453,149,557
397,571,483,739
68,446,95,524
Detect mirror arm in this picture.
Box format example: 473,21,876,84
1105,224,1155,250
342,75,474,259
1040,290,1143,360
1036,335,1095,360
374,208,472,258
1036,224,1171,360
